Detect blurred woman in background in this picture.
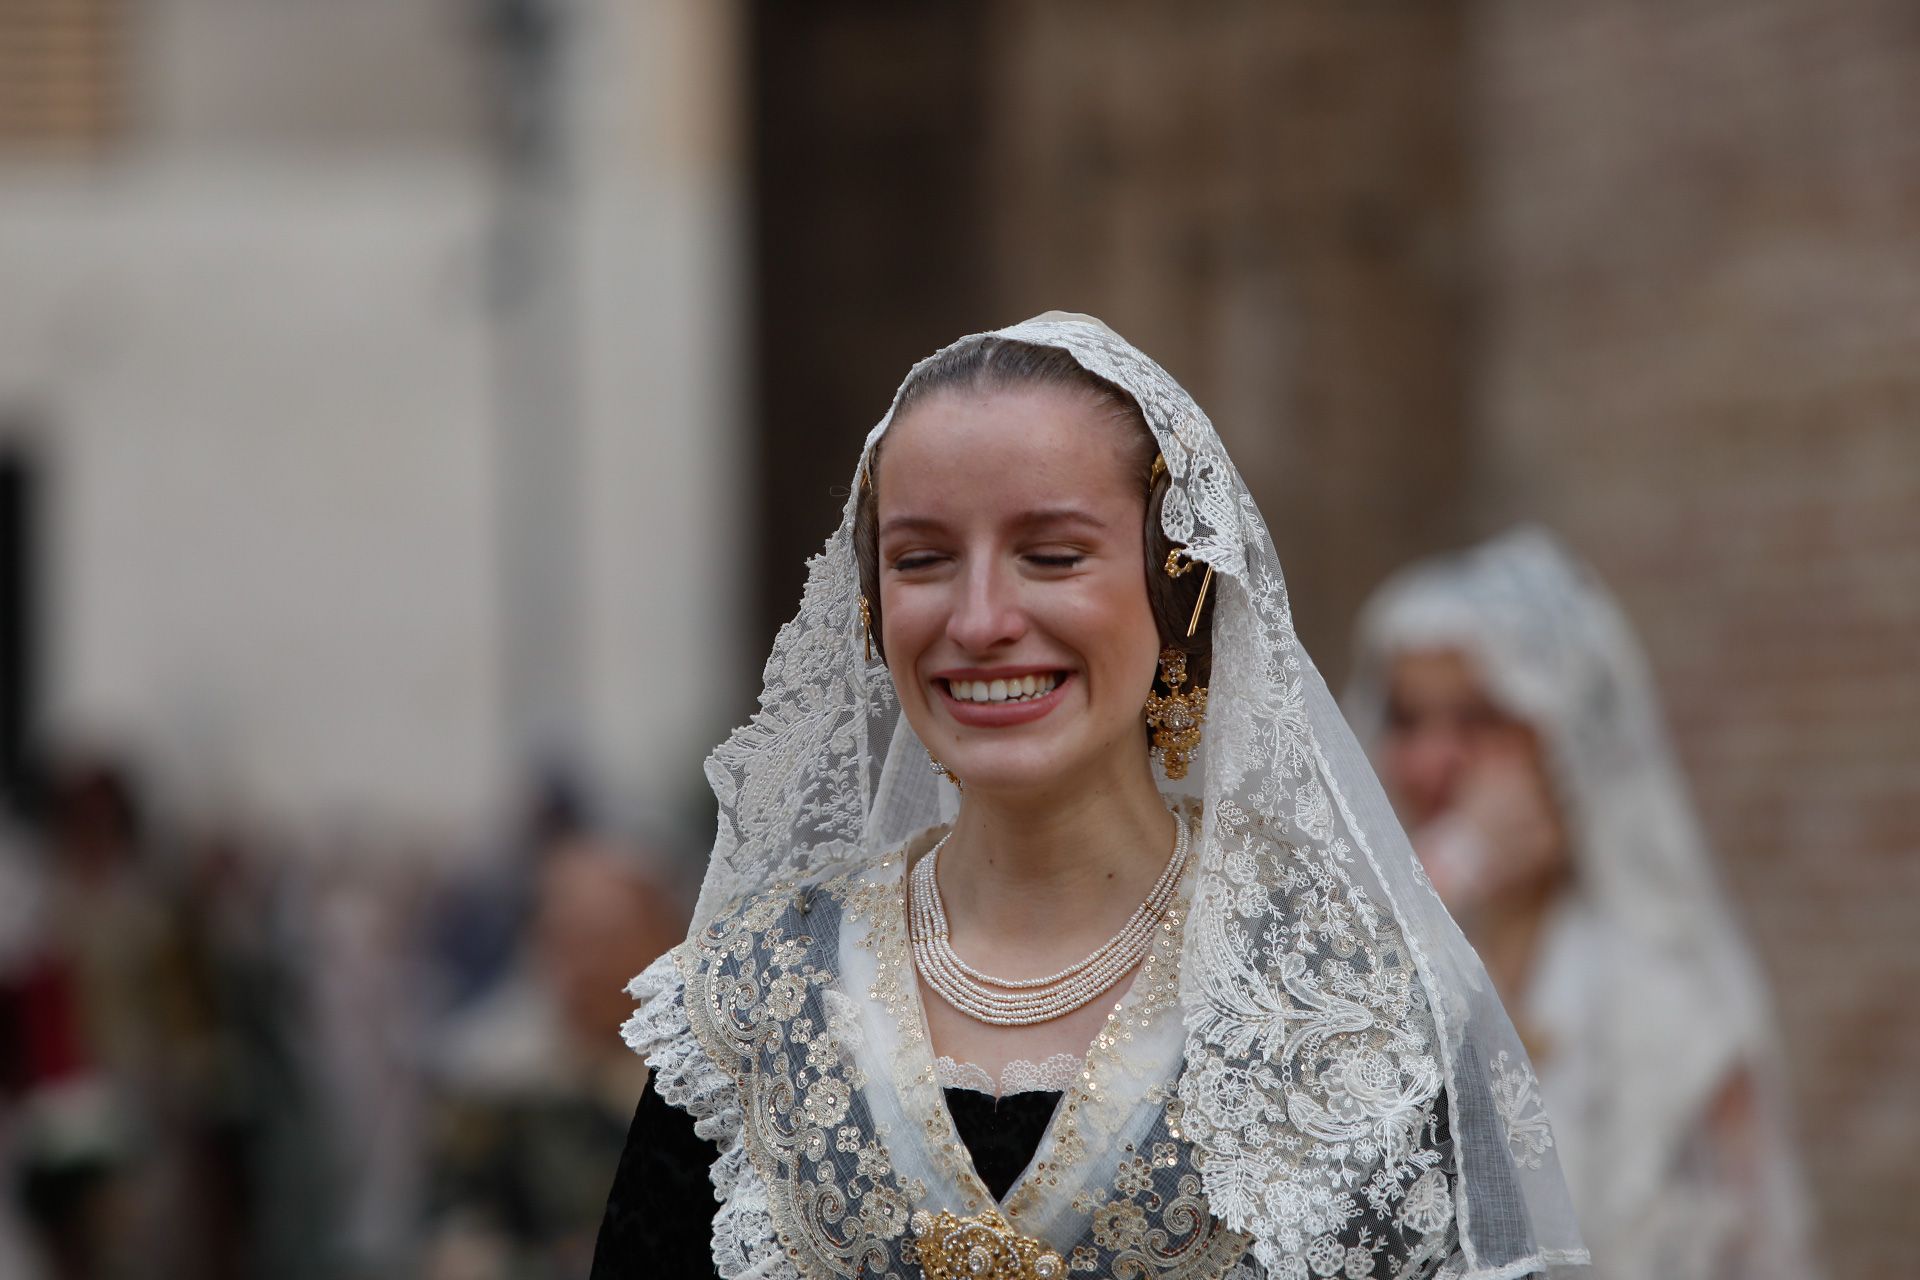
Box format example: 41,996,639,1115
1347,528,1820,1280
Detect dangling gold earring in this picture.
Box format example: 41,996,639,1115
928,752,962,791
1145,647,1208,780
858,595,875,662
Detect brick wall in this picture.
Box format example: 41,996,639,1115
1468,4,1920,1271
983,0,1477,665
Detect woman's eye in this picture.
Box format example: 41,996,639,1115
890,553,944,572
1028,553,1085,569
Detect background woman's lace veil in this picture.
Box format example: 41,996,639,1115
688,314,1586,1278
1344,529,1818,1278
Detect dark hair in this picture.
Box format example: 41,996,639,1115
853,337,1212,688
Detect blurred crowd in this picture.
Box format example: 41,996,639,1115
0,759,687,1280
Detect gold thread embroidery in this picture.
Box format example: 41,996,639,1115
909,1210,1066,1280
681,850,1259,1280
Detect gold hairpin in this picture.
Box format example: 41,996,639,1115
1186,565,1212,638
1164,548,1213,638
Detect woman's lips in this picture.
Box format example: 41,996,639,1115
934,672,1073,727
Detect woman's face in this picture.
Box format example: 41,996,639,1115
875,382,1161,798
1380,647,1571,908
1381,648,1532,827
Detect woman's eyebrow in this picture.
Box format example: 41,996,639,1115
877,514,950,539
878,508,1108,539
1013,507,1108,532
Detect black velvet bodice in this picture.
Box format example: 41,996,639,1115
589,1076,1060,1279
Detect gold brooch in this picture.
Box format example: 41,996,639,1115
909,1209,1065,1280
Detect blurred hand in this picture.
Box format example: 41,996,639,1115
1414,739,1566,915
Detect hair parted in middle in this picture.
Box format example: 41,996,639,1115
852,336,1213,691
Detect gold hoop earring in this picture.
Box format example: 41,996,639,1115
1145,647,1208,781
927,752,962,791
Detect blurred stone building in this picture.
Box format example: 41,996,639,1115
0,0,745,837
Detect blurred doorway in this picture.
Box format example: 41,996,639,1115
0,430,38,818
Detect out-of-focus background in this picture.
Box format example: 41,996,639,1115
0,2,1912,1277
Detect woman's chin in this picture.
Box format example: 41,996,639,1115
947,764,1051,796
939,738,1128,798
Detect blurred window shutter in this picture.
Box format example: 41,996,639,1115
0,0,127,152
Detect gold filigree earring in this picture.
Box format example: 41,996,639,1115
1145,647,1208,780
858,595,875,662
927,752,962,791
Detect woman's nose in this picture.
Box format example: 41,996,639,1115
945,559,1027,654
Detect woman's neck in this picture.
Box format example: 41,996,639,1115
934,763,1178,962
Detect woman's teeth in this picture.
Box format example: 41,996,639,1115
946,673,1059,704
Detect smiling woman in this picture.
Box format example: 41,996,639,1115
591,315,1587,1280
853,340,1210,697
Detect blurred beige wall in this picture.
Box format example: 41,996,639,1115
0,163,503,826
0,0,745,837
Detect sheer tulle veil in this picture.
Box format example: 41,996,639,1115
688,314,1587,1277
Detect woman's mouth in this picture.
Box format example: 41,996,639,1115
933,671,1072,726
939,672,1061,704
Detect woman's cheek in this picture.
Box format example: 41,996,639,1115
882,587,941,652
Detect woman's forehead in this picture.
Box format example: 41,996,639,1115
874,383,1143,505
1390,648,1488,700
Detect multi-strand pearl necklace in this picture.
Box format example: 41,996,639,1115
909,812,1190,1026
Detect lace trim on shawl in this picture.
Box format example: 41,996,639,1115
620,949,795,1280
934,1053,1083,1098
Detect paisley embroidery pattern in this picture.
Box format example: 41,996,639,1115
679,860,1251,1278
663,851,1461,1279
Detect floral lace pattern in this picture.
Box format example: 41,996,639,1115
1173,813,1456,1280
1487,1052,1555,1172
681,870,924,1277
621,952,796,1280
935,1053,1084,1097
